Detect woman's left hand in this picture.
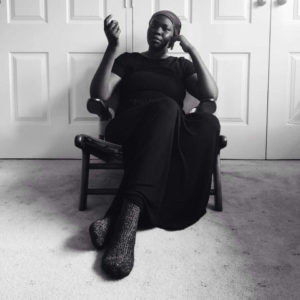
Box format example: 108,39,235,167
175,35,193,53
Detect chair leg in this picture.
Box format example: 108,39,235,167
213,154,223,211
79,151,90,211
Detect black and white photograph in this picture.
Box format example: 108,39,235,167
0,0,299,299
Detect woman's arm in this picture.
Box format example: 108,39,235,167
90,15,122,101
176,35,218,101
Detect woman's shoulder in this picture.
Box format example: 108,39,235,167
115,52,193,74
168,55,192,64
167,55,195,78
169,55,194,68
118,52,189,62
117,52,141,58
115,52,143,64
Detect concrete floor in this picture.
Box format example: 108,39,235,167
0,159,299,300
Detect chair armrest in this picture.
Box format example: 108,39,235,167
196,100,217,114
219,135,227,149
87,98,113,121
74,134,123,161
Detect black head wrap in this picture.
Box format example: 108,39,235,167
149,10,181,49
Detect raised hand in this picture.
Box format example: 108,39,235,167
104,15,121,46
175,35,193,53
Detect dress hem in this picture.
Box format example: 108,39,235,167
137,209,207,231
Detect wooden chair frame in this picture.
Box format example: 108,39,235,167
75,98,227,212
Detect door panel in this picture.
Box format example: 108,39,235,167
132,0,271,159
0,0,126,158
211,53,250,125
9,52,49,123
267,0,300,158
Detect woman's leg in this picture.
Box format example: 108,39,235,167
88,101,153,250
89,214,116,250
89,194,146,250
100,98,181,278
104,98,182,224
101,198,142,279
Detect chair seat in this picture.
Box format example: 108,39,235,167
75,134,227,162
74,132,227,212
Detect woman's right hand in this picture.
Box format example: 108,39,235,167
104,15,121,47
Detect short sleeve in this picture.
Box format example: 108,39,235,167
111,52,129,78
179,57,196,79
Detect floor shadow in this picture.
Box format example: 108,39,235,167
64,226,95,252
206,202,216,211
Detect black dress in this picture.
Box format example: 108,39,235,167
103,52,220,231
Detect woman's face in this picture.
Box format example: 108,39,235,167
147,15,175,50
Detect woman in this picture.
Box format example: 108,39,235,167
89,11,220,279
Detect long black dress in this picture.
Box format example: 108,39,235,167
103,52,220,231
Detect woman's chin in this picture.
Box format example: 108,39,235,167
148,42,166,51
149,41,161,47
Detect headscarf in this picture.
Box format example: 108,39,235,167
149,10,181,49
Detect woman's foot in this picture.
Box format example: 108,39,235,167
101,200,141,279
89,215,115,250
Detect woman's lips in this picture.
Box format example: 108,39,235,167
150,36,162,42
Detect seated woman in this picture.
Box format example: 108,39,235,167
89,10,220,279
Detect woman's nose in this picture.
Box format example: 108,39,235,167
153,26,163,35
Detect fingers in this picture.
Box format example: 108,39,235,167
104,14,112,27
109,21,119,31
112,26,121,35
173,35,181,42
104,17,121,37
104,14,119,30
104,14,121,43
108,22,120,38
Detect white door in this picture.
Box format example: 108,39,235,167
132,0,271,159
0,0,126,158
267,0,300,159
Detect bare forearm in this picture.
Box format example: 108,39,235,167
188,47,218,100
90,43,119,100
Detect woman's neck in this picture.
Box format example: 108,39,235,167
142,48,169,59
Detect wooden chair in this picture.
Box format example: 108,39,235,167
74,97,227,212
